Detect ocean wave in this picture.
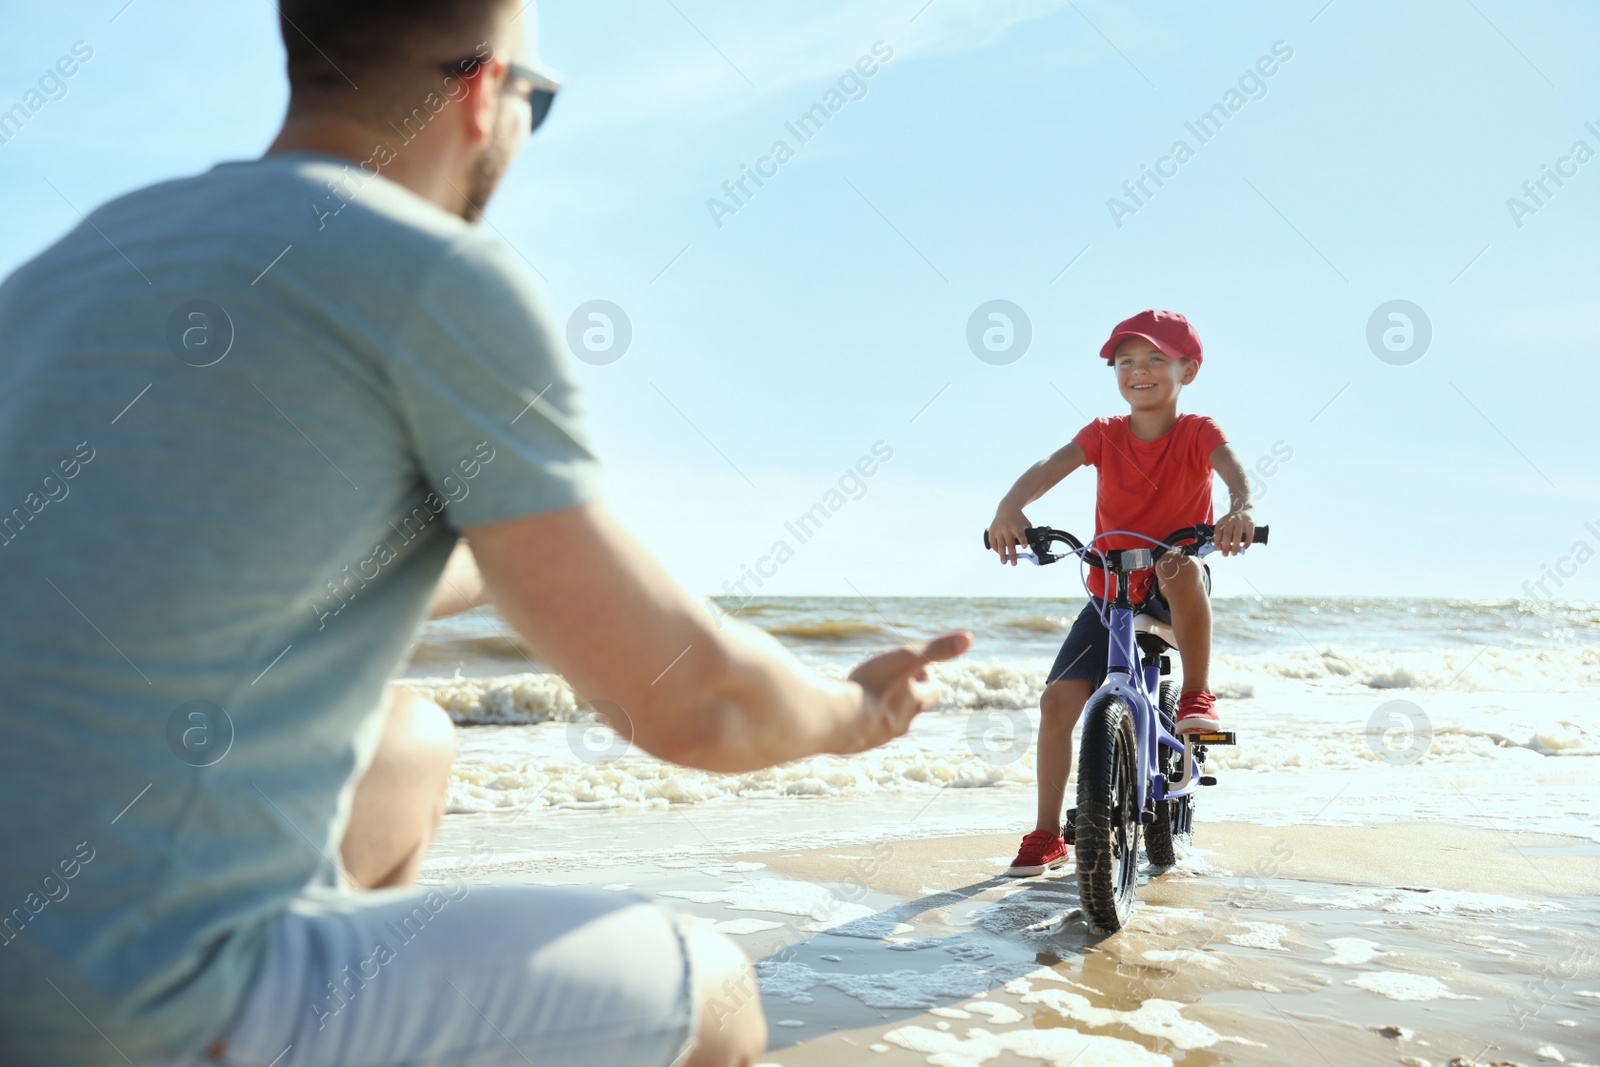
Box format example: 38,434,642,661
402,661,1049,726
1212,643,1600,693
444,745,1034,814
406,635,536,670
408,673,587,725
419,695,1599,816
1000,615,1070,634
1203,719,1600,773
404,641,1600,730
929,662,1048,710
764,621,894,640
440,711,1596,815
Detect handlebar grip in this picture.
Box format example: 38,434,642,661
983,530,991,550
1254,525,1269,545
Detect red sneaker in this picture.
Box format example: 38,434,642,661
1175,691,1220,734
1006,829,1068,877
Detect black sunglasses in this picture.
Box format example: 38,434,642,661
442,56,561,133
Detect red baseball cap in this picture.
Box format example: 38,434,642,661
1099,309,1203,366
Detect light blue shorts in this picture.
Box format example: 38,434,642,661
167,884,698,1067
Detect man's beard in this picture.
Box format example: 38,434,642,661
461,108,517,223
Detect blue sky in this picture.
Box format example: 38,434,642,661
3,0,1596,600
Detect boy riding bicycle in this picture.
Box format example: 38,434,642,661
986,310,1258,877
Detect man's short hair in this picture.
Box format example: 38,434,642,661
279,0,510,117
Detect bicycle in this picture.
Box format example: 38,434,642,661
982,522,1269,932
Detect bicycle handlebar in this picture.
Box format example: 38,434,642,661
983,523,1269,568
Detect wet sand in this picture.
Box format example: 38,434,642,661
431,820,1600,1066
748,824,1600,1066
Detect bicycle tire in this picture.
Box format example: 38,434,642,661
1145,681,1198,867
1073,693,1141,932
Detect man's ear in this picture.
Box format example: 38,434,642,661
460,60,506,145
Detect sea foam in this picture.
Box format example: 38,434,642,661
406,641,1600,728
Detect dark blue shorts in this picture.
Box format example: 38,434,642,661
1045,591,1174,688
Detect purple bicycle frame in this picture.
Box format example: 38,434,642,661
1084,540,1221,814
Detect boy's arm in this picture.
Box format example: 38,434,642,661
1208,443,1256,556
988,441,1086,565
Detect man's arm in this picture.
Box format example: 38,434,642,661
1207,442,1256,556
987,441,1086,565
464,502,971,773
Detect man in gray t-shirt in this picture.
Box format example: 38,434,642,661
0,3,968,1066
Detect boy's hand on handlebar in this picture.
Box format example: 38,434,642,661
836,631,973,754
988,510,1031,565
1213,508,1255,556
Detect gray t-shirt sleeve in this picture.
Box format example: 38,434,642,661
387,235,602,528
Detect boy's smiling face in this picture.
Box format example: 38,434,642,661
1113,337,1198,411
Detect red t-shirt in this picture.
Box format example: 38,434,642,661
1073,413,1226,602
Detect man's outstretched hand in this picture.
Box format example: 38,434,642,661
832,631,973,755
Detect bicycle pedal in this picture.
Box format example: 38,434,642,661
1185,731,1235,745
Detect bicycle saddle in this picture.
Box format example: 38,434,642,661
1133,613,1177,651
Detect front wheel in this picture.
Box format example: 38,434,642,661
1073,694,1141,932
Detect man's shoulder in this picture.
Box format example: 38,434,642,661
278,159,530,300
158,156,524,306
99,155,484,273
6,156,538,369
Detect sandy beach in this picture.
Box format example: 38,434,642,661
410,595,1600,1065
422,818,1600,1066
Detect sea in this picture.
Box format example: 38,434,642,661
405,596,1600,864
